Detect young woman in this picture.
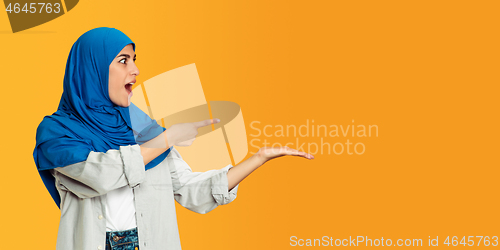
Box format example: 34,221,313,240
33,27,314,250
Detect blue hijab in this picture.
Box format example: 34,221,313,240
33,27,171,208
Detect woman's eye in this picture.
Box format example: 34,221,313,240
119,58,126,64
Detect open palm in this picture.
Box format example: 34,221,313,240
256,146,314,163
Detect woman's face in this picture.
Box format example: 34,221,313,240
109,44,139,107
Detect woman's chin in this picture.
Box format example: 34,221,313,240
127,93,132,107
114,98,131,108
118,92,132,107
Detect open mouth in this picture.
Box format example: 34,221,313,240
125,83,133,94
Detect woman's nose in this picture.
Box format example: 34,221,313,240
131,64,140,76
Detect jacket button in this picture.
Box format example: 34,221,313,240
97,246,102,250
98,215,103,220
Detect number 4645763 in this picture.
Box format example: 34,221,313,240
5,3,61,14
444,236,498,246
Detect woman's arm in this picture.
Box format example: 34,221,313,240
227,147,314,190
140,119,219,165
167,147,236,214
52,119,219,199
53,145,145,199
139,131,170,165
167,147,313,214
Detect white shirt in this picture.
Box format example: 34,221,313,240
104,185,137,231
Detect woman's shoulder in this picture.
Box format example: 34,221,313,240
35,111,82,142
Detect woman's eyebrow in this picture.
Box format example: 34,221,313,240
117,54,137,59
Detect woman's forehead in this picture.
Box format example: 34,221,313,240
115,44,136,59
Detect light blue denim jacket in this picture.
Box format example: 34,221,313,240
50,145,238,250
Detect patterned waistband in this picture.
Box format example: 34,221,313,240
105,227,139,248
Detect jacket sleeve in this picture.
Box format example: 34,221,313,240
168,147,239,214
52,145,146,199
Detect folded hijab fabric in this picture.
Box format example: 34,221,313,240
33,27,171,208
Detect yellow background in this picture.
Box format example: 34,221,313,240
1,0,499,249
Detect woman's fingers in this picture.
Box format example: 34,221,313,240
193,118,220,128
283,147,315,159
261,146,315,160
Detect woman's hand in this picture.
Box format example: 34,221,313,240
254,146,314,165
165,118,220,147
140,118,219,165
227,146,314,190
